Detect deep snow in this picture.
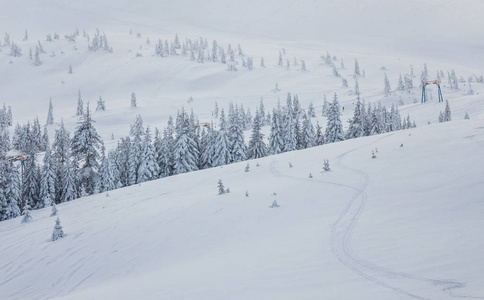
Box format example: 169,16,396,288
1,0,484,299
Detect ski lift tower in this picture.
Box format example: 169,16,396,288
421,80,444,103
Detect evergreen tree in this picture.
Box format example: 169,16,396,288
325,93,345,143
229,107,246,163
51,217,64,241
173,109,199,174
213,109,232,167
315,121,325,146
247,110,267,159
300,112,315,149
346,96,365,139
443,100,452,122
71,103,101,195
269,108,284,155
354,58,361,77
397,74,405,91
322,95,329,117
218,179,225,195
384,73,391,95
21,204,33,223
3,161,21,220
23,152,41,208
40,144,56,208
131,92,137,108
137,127,159,182
46,98,54,125
76,90,84,116
200,125,216,169
96,96,105,111
158,129,174,177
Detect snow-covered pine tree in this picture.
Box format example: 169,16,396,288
130,114,144,137
384,73,391,95
21,204,33,223
218,179,225,195
301,60,306,71
300,112,315,149
131,92,137,108
325,93,345,143
96,96,105,111
229,106,246,163
23,152,41,209
76,90,84,116
71,103,101,195
322,95,329,117
173,109,199,175
269,108,284,155
354,58,361,77
200,125,216,169
397,74,405,91
345,96,365,139
465,112,470,120
315,121,325,146
46,98,54,125
40,144,56,208
282,106,297,152
278,51,283,66
137,127,159,183
3,161,21,220
247,109,267,159
51,217,64,241
212,109,231,167
443,100,452,122
50,203,58,217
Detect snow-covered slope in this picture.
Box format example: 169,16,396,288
1,115,483,299
1,0,484,299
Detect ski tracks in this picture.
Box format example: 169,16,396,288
270,134,483,300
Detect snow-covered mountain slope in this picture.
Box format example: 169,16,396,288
1,117,483,299
1,0,484,299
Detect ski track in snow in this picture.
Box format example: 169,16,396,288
270,134,484,300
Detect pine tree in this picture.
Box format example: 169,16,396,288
40,144,56,208
269,108,284,155
218,179,225,195
21,204,33,223
346,96,365,139
384,73,391,95
46,98,54,125
51,217,64,241
71,103,101,195
96,96,105,111
137,127,159,182
229,107,246,163
397,74,405,91
300,112,315,149
50,203,58,217
173,110,199,175
76,90,84,116
322,95,329,117
315,121,325,146
23,153,41,209
247,110,267,159
354,58,361,77
443,100,452,122
213,110,232,167
131,92,137,108
3,161,21,220
325,93,345,143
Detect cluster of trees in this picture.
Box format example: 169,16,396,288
0,90,417,222
153,34,255,71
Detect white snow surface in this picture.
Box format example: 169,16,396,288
1,1,484,299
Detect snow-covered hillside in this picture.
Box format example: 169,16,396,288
1,0,484,299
